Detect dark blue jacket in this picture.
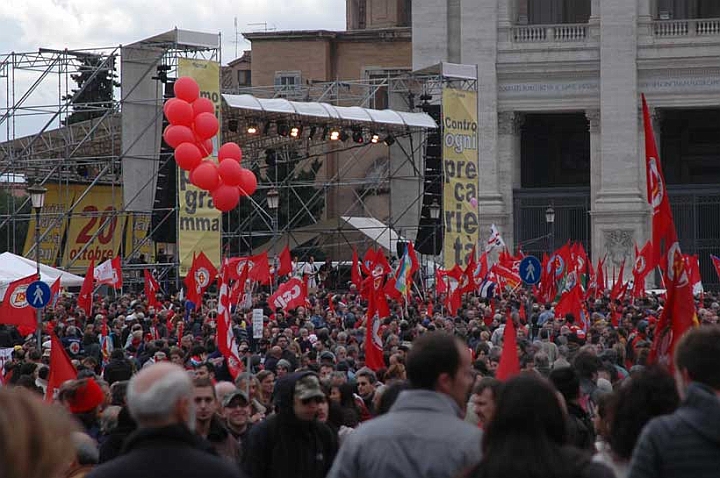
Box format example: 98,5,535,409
628,382,720,478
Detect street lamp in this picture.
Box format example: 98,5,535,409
545,206,555,253
27,181,47,346
267,188,280,289
428,198,441,301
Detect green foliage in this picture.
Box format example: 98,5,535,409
63,54,119,125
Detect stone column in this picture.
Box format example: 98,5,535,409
497,111,524,250
461,0,508,245
412,0,448,70
447,0,461,63
591,0,650,276
587,109,600,204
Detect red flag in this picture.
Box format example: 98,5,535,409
407,241,420,275
351,248,362,289
643,95,676,266
49,277,61,308
45,333,77,401
596,256,606,298
268,277,307,311
217,268,244,379
77,260,95,316
648,246,697,370
556,284,587,331
144,269,161,310
711,255,720,282
684,254,703,295
632,242,655,298
364,291,387,371
184,252,217,304
0,274,39,329
476,251,489,280
610,260,626,301
277,246,292,276
383,276,403,303
94,256,123,289
247,252,271,285
361,248,375,275
495,316,520,381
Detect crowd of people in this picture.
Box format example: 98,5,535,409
1,272,720,478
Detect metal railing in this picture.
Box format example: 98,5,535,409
513,23,588,43
653,18,720,37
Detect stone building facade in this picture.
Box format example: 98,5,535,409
414,0,720,278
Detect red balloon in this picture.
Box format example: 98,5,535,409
163,125,195,149
238,168,258,196
165,99,194,126
193,112,219,140
174,77,200,103
192,160,220,191
218,157,243,186
163,98,179,116
192,97,215,117
197,138,213,157
174,143,203,171
212,184,241,212
218,142,242,162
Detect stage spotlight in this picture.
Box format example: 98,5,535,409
339,130,350,142
247,123,258,134
277,122,290,137
352,129,364,144
290,125,303,138
370,132,380,143
384,135,396,146
330,129,341,141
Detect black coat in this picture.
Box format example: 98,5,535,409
87,424,245,478
102,359,133,385
242,372,338,478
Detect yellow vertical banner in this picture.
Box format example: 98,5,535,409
23,184,75,265
61,185,124,272
442,88,479,267
177,58,221,276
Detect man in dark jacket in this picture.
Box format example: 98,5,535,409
550,366,596,452
102,349,133,385
242,371,338,478
628,326,720,478
87,362,244,478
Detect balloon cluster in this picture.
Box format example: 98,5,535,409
163,76,257,212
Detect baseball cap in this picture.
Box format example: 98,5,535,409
222,389,250,408
294,374,325,402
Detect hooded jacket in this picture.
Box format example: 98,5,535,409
628,382,720,478
242,371,338,478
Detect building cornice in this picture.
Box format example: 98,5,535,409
243,27,411,43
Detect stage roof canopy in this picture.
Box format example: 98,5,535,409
222,94,438,130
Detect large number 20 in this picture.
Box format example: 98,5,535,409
77,206,117,245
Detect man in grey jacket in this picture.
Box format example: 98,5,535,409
327,333,482,478
628,325,720,478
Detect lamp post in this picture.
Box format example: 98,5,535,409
545,206,555,254
28,181,47,346
267,188,279,289
429,199,441,301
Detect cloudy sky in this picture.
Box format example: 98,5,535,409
0,0,345,60
0,0,345,138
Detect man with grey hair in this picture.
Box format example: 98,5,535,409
356,367,378,416
87,362,244,478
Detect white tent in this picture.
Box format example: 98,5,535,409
0,252,85,300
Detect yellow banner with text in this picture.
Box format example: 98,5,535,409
442,88,479,268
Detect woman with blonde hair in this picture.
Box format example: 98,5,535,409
0,386,78,478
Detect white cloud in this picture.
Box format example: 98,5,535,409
0,0,345,61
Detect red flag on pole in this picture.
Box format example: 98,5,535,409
268,278,307,311
77,260,95,316
144,269,161,310
632,241,656,299
49,277,61,308
217,267,244,379
45,333,77,401
351,248,362,289
184,252,217,304
495,315,520,381
0,274,39,329
711,255,720,282
247,252,271,285
277,246,292,277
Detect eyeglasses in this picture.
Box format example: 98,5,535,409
301,396,326,405
224,401,249,409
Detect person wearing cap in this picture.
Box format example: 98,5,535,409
242,372,338,478
222,389,253,455
62,378,107,441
